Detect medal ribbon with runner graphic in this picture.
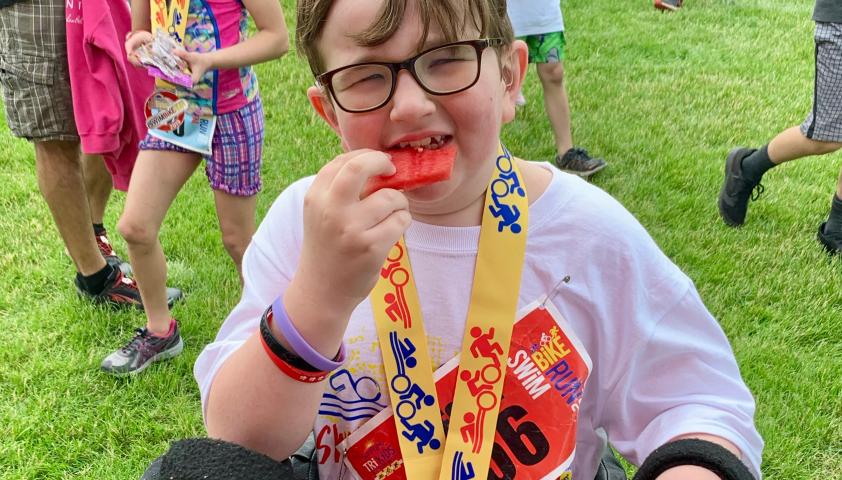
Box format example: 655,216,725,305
370,144,529,480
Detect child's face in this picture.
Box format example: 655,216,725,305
308,0,526,220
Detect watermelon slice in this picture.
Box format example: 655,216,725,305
364,143,457,194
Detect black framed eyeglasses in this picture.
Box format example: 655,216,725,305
316,38,504,113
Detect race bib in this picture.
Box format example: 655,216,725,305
342,298,592,480
145,91,215,155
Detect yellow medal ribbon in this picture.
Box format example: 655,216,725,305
150,0,189,43
370,144,529,480
149,0,189,90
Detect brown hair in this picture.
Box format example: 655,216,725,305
296,0,514,76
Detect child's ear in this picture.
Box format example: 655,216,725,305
308,85,342,136
500,40,529,124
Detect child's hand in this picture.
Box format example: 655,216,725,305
125,30,153,67
174,49,212,84
292,149,410,320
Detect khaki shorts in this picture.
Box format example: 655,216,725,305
0,0,78,142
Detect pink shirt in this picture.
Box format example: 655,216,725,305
66,0,154,191
168,0,259,116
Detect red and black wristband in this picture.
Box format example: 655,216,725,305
258,306,330,383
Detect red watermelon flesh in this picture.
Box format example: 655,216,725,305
364,143,457,194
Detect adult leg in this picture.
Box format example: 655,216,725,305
720,128,842,227
817,165,842,253
719,20,842,227
34,140,106,276
83,153,134,274
767,126,842,164
83,153,112,225
213,190,257,281
837,165,842,199
118,150,200,334
537,61,573,155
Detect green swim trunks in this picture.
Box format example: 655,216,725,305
518,31,566,64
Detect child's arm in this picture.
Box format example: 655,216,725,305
176,0,289,83
601,284,762,478
204,150,409,460
125,0,153,67
129,0,152,33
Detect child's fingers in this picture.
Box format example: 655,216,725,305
355,188,409,228
309,149,379,194
127,54,143,68
125,32,152,54
329,151,394,202
361,208,412,249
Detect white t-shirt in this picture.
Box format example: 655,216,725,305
507,0,565,37
195,163,763,479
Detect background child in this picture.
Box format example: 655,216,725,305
195,1,761,479
718,0,842,254
507,0,607,178
104,0,289,375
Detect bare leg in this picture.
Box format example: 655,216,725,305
82,153,113,225
213,190,257,283
34,140,106,276
119,150,200,334
537,62,573,155
767,126,842,164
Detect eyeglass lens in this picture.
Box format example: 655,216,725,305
330,42,482,112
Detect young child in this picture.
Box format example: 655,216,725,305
102,0,289,375
718,1,842,255
195,1,762,479
507,0,607,178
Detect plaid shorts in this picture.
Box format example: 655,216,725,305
0,0,78,142
139,96,264,197
801,22,842,143
518,31,566,64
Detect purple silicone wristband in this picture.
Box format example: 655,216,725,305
271,297,345,372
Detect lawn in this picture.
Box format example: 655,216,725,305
1,0,840,478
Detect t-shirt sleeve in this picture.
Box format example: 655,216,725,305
601,283,763,478
193,179,308,422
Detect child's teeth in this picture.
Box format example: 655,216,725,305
397,136,445,150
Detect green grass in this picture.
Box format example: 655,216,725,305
1,0,840,478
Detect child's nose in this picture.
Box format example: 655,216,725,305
389,70,435,122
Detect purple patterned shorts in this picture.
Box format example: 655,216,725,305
139,95,264,196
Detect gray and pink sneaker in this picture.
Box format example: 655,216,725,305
101,320,183,375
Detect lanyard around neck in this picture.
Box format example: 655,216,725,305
150,0,189,43
370,143,529,480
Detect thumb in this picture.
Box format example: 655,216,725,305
173,48,191,62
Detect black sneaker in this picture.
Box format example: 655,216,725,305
555,147,607,178
718,148,766,227
654,0,683,11
75,267,142,309
75,267,185,310
96,229,132,276
817,222,842,255
101,320,183,375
